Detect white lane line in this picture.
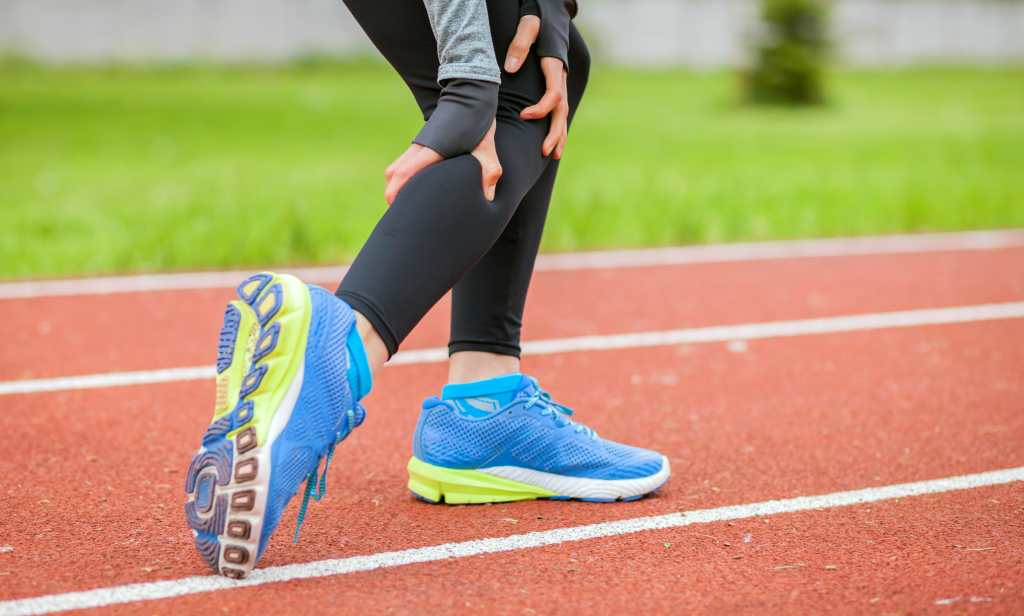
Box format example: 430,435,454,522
1,229,1022,299
3,301,1023,397
2,466,1021,616
0,366,218,396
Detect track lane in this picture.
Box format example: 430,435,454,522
3,248,1024,380
1,319,1022,601
5,230,1022,301
93,483,1023,615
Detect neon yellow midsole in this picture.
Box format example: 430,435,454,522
407,456,556,504
214,299,259,419
214,273,312,446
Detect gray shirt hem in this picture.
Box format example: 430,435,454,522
438,62,502,85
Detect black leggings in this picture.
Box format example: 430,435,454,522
336,0,590,359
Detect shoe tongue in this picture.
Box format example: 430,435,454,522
441,373,531,415
513,374,540,399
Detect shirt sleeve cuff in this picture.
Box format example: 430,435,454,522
413,79,499,158
437,62,502,85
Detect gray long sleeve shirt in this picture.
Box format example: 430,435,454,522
413,0,573,157
413,0,501,157
422,0,502,84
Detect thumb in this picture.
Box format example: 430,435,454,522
480,158,502,202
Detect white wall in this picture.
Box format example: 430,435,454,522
0,0,368,62
2,0,1023,66
832,0,1024,65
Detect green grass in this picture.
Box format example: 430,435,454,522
1,61,1022,279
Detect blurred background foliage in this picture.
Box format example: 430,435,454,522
1,0,1023,279
745,0,830,104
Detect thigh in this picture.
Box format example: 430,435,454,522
337,17,589,356
345,0,561,130
342,0,442,115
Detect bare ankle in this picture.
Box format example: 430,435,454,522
447,351,520,384
354,312,389,375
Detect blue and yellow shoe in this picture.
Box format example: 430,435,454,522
407,374,670,504
184,272,372,578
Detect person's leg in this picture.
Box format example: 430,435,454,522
186,0,548,578
184,5,617,578
335,0,440,376
445,162,558,381
400,22,667,505
448,26,591,383
337,0,558,369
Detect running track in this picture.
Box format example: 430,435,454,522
0,230,1022,615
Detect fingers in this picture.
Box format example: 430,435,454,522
471,121,502,201
523,59,569,158
384,145,442,206
384,158,404,205
543,97,568,158
548,71,573,158
385,125,503,206
384,176,403,207
479,159,502,201
520,57,564,121
504,15,540,73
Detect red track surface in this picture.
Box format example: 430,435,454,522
4,248,1024,380
1,243,1022,614
106,484,1024,615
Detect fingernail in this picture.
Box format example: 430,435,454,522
505,57,520,72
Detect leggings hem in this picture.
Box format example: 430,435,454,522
448,340,522,359
335,289,399,358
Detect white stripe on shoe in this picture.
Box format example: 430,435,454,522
480,456,672,501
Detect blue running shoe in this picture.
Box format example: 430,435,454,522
184,273,372,578
407,374,670,504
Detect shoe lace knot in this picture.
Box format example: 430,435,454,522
521,388,596,438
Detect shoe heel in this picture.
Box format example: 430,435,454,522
406,457,555,505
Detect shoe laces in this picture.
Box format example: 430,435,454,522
521,387,597,438
293,405,363,543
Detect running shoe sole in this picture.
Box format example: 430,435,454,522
184,272,311,578
407,456,671,504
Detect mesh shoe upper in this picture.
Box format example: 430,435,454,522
259,286,364,557
413,376,664,480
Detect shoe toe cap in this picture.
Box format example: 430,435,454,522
589,440,667,480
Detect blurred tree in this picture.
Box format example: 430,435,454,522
745,0,830,105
